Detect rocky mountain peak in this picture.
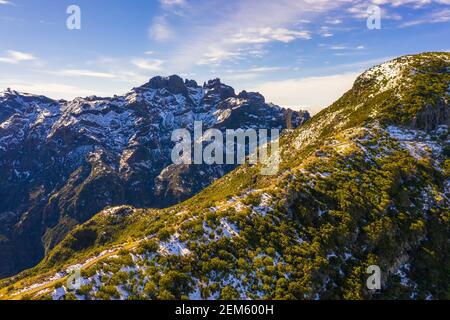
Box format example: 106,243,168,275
237,90,265,104
203,78,236,100
320,52,449,133
184,79,198,88
145,75,188,96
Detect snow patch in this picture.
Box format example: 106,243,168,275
158,233,192,257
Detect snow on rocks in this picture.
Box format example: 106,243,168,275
158,232,192,257
360,57,412,94
294,110,346,150
188,285,203,300
386,125,446,161
52,286,67,300
219,218,239,238
202,218,240,241
252,193,273,217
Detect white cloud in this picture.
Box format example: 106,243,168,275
326,19,343,25
223,66,284,81
347,1,402,20
165,0,346,69
400,8,450,27
240,67,284,73
319,26,334,37
347,0,450,21
330,45,347,50
322,44,366,54
372,0,450,7
251,72,359,115
163,0,435,68
0,50,36,64
321,32,334,37
160,0,185,7
155,0,429,69
230,27,311,44
56,69,117,79
149,16,174,41
0,0,13,5
132,58,164,71
197,47,242,65
85,55,118,66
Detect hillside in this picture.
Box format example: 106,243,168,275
0,52,448,300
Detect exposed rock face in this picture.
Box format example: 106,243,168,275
412,99,449,131
0,76,310,277
147,75,188,95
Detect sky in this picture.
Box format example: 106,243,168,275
0,0,449,114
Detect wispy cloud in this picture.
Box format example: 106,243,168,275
132,58,165,71
230,27,311,44
157,0,344,69
326,19,343,25
223,66,284,80
197,47,242,65
149,0,450,70
55,69,117,79
318,26,334,38
372,0,450,8
400,8,450,27
322,44,366,52
346,1,402,20
0,50,36,64
238,66,284,73
0,0,14,5
159,0,186,8
330,45,347,50
346,0,450,21
149,16,174,41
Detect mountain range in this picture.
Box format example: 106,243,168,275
0,76,309,278
0,52,448,300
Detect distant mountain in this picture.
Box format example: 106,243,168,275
1,52,448,301
0,76,310,278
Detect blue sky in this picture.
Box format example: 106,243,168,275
0,0,449,114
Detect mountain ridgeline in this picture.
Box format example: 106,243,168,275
0,52,449,300
0,77,310,278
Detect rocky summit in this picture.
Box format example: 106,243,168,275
0,76,310,278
